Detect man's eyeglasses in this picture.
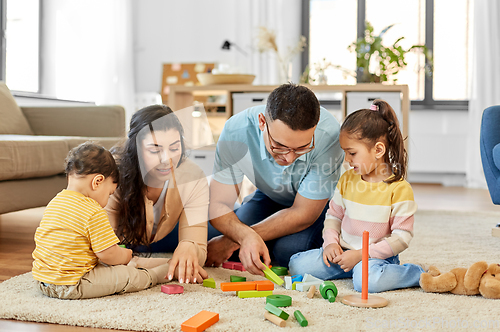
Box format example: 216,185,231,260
265,120,315,155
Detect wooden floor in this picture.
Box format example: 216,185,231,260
0,184,499,331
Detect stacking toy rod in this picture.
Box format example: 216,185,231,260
341,231,389,308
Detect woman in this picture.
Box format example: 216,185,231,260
106,105,209,284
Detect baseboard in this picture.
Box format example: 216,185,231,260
492,226,500,238
408,172,466,186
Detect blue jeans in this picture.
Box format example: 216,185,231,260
134,223,179,253
289,248,424,293
208,189,328,268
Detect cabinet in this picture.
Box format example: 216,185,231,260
167,84,409,143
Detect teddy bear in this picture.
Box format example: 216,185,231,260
419,261,500,299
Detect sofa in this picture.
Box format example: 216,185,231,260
480,105,500,205
0,82,126,214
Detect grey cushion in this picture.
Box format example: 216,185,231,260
0,82,34,135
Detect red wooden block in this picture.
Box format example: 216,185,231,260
161,284,184,294
233,262,246,271
181,310,219,332
222,261,236,269
254,280,274,291
220,281,257,292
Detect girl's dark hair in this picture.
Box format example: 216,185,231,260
65,142,119,184
112,104,186,247
341,99,407,184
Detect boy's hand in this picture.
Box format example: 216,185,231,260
332,249,362,272
322,243,343,267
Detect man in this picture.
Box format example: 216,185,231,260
207,83,343,276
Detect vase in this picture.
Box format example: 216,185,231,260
277,59,292,84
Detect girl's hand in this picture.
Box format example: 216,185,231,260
167,241,207,284
332,249,362,272
322,243,344,267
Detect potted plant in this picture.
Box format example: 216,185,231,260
352,21,433,83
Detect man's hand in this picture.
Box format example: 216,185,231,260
238,230,271,276
322,243,344,267
331,249,362,272
205,235,240,268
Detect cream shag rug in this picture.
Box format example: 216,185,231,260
1,210,500,332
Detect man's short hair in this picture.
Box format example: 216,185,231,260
265,83,320,130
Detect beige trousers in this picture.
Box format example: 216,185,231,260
36,263,170,299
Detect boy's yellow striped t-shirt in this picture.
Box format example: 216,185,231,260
32,190,119,285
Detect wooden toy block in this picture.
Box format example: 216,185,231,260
161,284,184,294
118,244,126,248
302,273,323,283
307,285,316,298
294,310,308,327
266,294,292,307
319,281,338,303
284,276,292,290
265,303,289,320
233,262,246,271
237,290,273,298
181,310,219,332
270,266,288,276
222,261,236,269
296,280,322,292
230,275,246,282
220,281,256,292
292,281,302,290
264,311,286,327
291,275,303,283
202,278,216,289
254,280,274,291
262,263,284,286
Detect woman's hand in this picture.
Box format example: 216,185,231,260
167,241,207,284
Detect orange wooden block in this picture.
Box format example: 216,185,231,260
254,280,274,291
181,310,219,332
220,281,256,292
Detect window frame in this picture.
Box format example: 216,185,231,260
301,0,469,110
0,0,43,94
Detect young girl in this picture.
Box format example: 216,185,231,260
32,142,173,299
289,99,423,293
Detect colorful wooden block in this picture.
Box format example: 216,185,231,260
292,281,302,290
270,266,288,276
220,281,256,292
291,275,303,283
262,263,284,286
202,278,216,289
222,261,236,269
307,285,316,299
181,310,219,332
230,275,246,282
296,280,322,292
254,280,274,291
284,276,292,290
265,303,289,320
161,284,184,294
264,311,286,327
118,244,126,248
237,290,273,298
294,310,308,327
233,262,246,271
266,294,292,307
302,273,323,283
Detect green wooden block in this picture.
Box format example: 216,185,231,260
270,266,288,276
292,281,302,290
202,277,216,289
262,263,284,286
265,303,289,320
230,275,246,282
294,310,308,327
237,290,273,298
118,244,126,248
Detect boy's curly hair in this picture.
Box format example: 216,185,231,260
65,141,119,184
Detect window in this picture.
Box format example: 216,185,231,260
0,0,40,93
305,0,473,106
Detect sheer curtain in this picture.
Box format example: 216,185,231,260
466,0,500,188
42,0,135,126
234,0,303,85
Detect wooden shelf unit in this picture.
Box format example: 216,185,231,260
167,84,410,141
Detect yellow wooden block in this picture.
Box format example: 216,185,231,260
237,290,273,298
